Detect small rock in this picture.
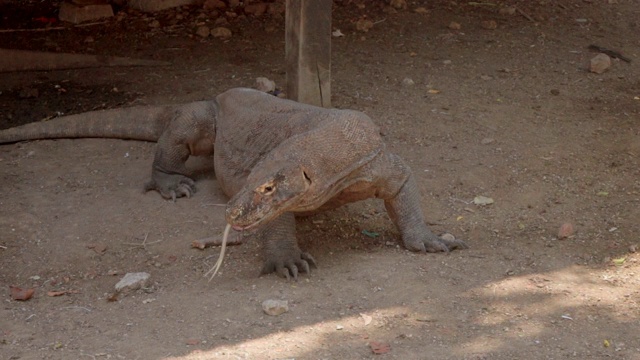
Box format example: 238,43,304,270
390,0,407,10
148,19,160,28
414,7,428,14
499,7,516,15
382,6,398,14
558,223,575,239
245,2,268,16
214,16,229,26
255,77,276,93
473,195,494,206
129,0,195,12
115,272,150,292
268,2,285,15
481,20,498,30
480,74,492,80
336,324,344,330
211,27,232,39
202,0,225,11
402,78,415,86
59,2,114,24
196,25,210,38
356,18,374,32
440,233,456,241
448,21,461,30
443,59,452,65
262,299,289,316
590,53,611,74
481,137,495,145
18,87,39,99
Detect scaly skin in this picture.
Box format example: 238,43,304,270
0,100,217,201
222,89,467,279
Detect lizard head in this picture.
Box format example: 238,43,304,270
226,164,312,230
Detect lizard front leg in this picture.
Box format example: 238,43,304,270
256,212,316,279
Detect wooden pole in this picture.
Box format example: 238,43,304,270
285,0,332,107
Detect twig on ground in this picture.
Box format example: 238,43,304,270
0,21,107,33
124,233,162,248
515,6,534,22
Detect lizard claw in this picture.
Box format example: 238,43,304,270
144,173,197,201
261,251,317,280
404,234,468,253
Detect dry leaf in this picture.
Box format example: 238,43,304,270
47,290,78,297
10,286,35,301
370,341,391,354
87,243,107,254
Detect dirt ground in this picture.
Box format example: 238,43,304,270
1,0,639,359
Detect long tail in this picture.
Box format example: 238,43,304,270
0,105,177,144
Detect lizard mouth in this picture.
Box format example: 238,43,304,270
230,215,271,232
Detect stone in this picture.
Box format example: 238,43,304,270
390,0,407,10
558,223,575,239
255,77,276,93
59,2,114,24
473,195,494,206
203,0,225,11
590,53,611,74
262,299,289,316
211,27,232,39
481,20,498,29
356,18,374,32
448,21,461,30
115,272,150,292
128,0,196,12
440,233,456,242
268,1,285,15
196,25,210,38
499,7,516,15
401,78,415,86
245,2,268,16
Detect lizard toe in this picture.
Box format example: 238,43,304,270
285,262,299,280
441,238,469,251
424,240,450,253
300,252,317,269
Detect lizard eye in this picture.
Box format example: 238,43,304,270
257,182,276,195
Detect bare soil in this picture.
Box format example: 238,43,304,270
1,1,639,359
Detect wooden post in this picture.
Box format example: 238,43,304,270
285,0,332,107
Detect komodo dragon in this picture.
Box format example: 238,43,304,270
0,87,467,278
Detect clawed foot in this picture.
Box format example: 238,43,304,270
426,236,468,252
404,234,468,253
144,173,196,201
261,251,317,280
